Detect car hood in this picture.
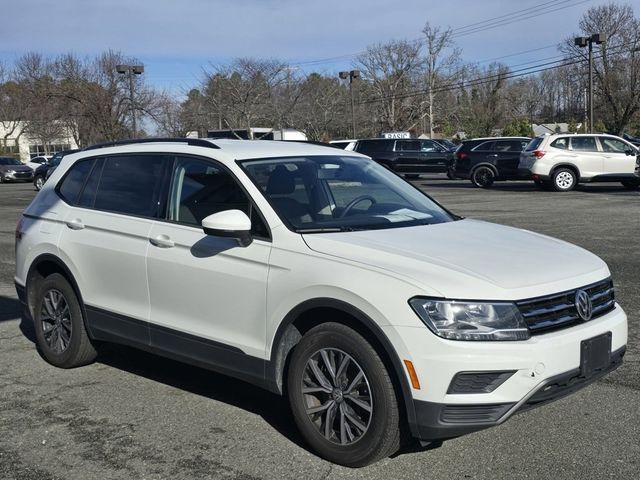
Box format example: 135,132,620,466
302,219,610,300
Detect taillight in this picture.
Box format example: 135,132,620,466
15,216,24,241
456,152,468,160
532,150,546,158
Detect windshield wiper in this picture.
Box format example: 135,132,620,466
297,226,362,233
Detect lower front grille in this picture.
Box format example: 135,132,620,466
517,278,615,334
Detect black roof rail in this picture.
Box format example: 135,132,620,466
83,137,220,151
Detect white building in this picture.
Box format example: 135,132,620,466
0,120,79,163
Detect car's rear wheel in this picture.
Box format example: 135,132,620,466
471,166,495,188
551,168,577,192
33,273,97,368
287,323,401,467
620,179,639,190
34,175,44,191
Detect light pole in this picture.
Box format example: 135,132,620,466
339,70,360,138
116,64,144,138
574,33,605,133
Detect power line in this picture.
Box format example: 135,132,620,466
356,44,629,106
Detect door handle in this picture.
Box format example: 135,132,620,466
65,219,85,230
149,234,175,248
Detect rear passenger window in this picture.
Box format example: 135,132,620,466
570,137,597,152
473,141,495,151
494,141,524,152
58,159,94,205
551,138,569,150
94,155,166,218
396,140,421,152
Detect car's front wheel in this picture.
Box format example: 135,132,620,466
471,166,495,188
33,273,97,368
287,323,401,467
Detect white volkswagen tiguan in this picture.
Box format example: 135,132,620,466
15,138,627,466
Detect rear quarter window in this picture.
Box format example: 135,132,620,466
550,138,569,150
57,159,95,205
525,137,544,151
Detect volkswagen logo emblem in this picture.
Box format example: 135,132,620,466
575,289,593,321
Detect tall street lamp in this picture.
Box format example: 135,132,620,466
116,64,144,138
574,33,605,133
339,70,360,138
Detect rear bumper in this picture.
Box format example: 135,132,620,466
411,346,625,441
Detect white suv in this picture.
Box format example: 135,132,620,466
519,133,639,191
15,138,627,467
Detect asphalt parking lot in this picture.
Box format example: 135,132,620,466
1,178,638,480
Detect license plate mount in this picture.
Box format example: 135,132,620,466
580,332,612,377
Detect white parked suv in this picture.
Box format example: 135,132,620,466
15,138,627,466
519,133,639,191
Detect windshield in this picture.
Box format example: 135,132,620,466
0,158,21,166
240,155,454,232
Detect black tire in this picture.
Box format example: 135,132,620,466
33,273,97,368
551,168,577,192
620,179,639,190
34,175,44,191
471,166,495,188
287,323,400,467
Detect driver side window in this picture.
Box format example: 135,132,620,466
167,157,269,238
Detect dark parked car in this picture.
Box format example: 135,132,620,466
352,138,453,177
451,137,531,187
622,133,640,148
0,157,34,183
33,149,80,190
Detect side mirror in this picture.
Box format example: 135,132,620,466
201,210,252,247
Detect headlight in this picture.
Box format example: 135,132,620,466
409,298,530,341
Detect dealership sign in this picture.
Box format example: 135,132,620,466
381,131,411,139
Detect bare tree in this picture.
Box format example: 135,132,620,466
421,23,461,137
356,40,424,132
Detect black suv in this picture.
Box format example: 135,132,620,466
352,138,453,177
451,137,530,187
33,149,80,191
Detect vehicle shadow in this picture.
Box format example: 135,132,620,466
0,295,23,322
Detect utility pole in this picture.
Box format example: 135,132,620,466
574,33,605,133
116,64,145,138
339,70,360,138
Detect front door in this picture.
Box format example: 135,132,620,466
145,156,272,375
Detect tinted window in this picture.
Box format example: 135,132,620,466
494,140,526,152
77,158,104,208
551,138,569,150
0,158,21,166
356,140,391,154
167,157,268,238
58,159,95,204
473,141,495,151
94,155,166,217
396,140,421,152
420,140,441,152
525,137,544,151
571,137,597,152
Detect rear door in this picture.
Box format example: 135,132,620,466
58,154,168,344
492,140,529,177
569,136,603,178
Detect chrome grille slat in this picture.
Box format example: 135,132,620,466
516,279,615,334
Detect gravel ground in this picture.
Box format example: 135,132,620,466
0,177,638,480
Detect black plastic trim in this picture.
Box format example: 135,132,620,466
15,282,27,306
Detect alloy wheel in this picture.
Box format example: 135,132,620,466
301,348,373,445
40,289,72,354
555,171,574,190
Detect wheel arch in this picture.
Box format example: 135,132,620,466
266,297,418,437
550,163,581,181
26,253,85,322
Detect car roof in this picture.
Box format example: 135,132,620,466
77,138,367,163
463,137,530,142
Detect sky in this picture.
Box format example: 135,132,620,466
0,0,617,95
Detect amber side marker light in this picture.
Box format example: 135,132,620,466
403,360,421,390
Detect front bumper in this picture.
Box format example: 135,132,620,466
2,171,34,182
411,346,625,441
389,303,627,441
